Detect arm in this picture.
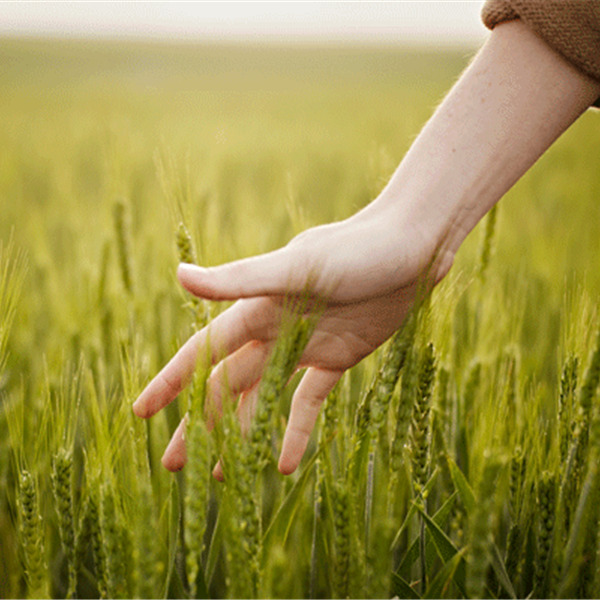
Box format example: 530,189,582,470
133,20,600,476
367,18,600,267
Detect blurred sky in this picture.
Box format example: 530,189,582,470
0,2,488,45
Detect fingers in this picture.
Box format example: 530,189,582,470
163,368,342,477
177,247,303,301
205,341,271,429
212,385,260,481
162,417,187,471
162,385,261,475
162,345,266,473
278,368,342,475
132,299,270,419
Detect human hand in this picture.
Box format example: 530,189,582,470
133,17,600,478
132,202,452,477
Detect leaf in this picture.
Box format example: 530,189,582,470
447,455,476,514
413,503,466,596
521,520,535,597
263,444,324,547
397,492,457,578
413,502,458,562
318,466,338,598
205,509,222,587
166,565,187,600
488,542,516,599
192,564,209,600
424,548,467,599
390,468,439,552
434,492,458,523
558,465,599,597
390,572,421,599
163,478,180,600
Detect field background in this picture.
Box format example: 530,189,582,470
1,37,600,599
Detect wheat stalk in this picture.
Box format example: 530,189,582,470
18,470,49,599
112,199,134,295
51,449,77,598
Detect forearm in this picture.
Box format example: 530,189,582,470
372,19,600,258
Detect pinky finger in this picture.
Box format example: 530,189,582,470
278,367,342,475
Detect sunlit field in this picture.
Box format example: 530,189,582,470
1,36,600,599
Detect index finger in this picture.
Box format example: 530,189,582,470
132,298,271,418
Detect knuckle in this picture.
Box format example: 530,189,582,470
160,371,182,399
302,393,324,412
288,422,311,440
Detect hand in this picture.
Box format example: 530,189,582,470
132,203,451,477
133,18,600,478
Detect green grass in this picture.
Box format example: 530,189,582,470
1,36,600,599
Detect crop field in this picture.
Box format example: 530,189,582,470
1,37,600,599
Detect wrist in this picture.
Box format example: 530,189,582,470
380,186,457,278
365,19,600,275
354,188,456,287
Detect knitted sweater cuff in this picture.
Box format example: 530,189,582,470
482,0,600,107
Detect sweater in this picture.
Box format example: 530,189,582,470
482,0,600,106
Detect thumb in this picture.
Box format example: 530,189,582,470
177,247,302,300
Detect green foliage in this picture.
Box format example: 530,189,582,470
184,377,211,599
17,470,49,599
249,311,314,473
50,449,76,598
2,37,600,599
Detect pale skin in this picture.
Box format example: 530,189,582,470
132,20,600,477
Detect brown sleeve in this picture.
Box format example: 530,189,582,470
482,0,600,106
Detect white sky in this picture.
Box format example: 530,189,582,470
0,2,488,44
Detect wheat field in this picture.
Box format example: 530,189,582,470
1,37,600,599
